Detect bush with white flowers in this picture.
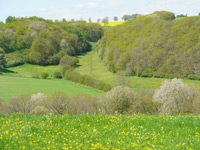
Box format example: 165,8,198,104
153,78,199,115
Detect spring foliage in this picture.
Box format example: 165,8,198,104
0,17,104,66
97,11,200,78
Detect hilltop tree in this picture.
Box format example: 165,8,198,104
62,18,67,22
6,16,16,23
97,18,101,23
102,17,109,26
89,18,92,23
0,48,6,70
122,14,142,21
114,16,118,22
176,14,186,18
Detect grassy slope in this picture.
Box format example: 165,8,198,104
1,115,199,149
0,76,102,101
75,42,200,90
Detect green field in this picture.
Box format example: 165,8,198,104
3,64,59,78
0,76,102,101
0,115,199,149
75,42,200,90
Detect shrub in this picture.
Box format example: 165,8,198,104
53,71,62,79
102,86,136,114
153,78,200,115
64,70,111,92
187,74,200,80
45,91,69,115
5,49,28,67
136,89,158,114
26,93,47,113
30,106,49,115
68,95,100,115
41,72,49,79
32,74,40,79
140,69,155,77
0,93,47,114
59,55,79,75
1,95,30,114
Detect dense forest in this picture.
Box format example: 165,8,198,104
0,16,104,66
97,11,200,79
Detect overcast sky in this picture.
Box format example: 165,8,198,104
0,0,200,22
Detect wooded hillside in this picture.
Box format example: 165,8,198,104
97,11,200,79
0,17,104,66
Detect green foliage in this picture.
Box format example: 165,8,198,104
76,43,200,90
59,55,79,75
0,48,6,69
41,72,49,79
103,86,136,114
57,21,104,42
97,11,200,79
102,17,109,26
5,49,28,67
64,70,111,92
53,71,62,79
122,13,142,21
151,11,175,20
187,74,200,80
114,16,118,21
0,17,96,65
6,16,16,23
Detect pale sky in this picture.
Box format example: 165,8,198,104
0,0,200,22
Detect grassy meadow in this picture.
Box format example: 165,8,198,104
0,76,102,101
0,115,200,149
2,64,59,78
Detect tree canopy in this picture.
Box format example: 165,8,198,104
97,11,200,78
0,17,104,66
